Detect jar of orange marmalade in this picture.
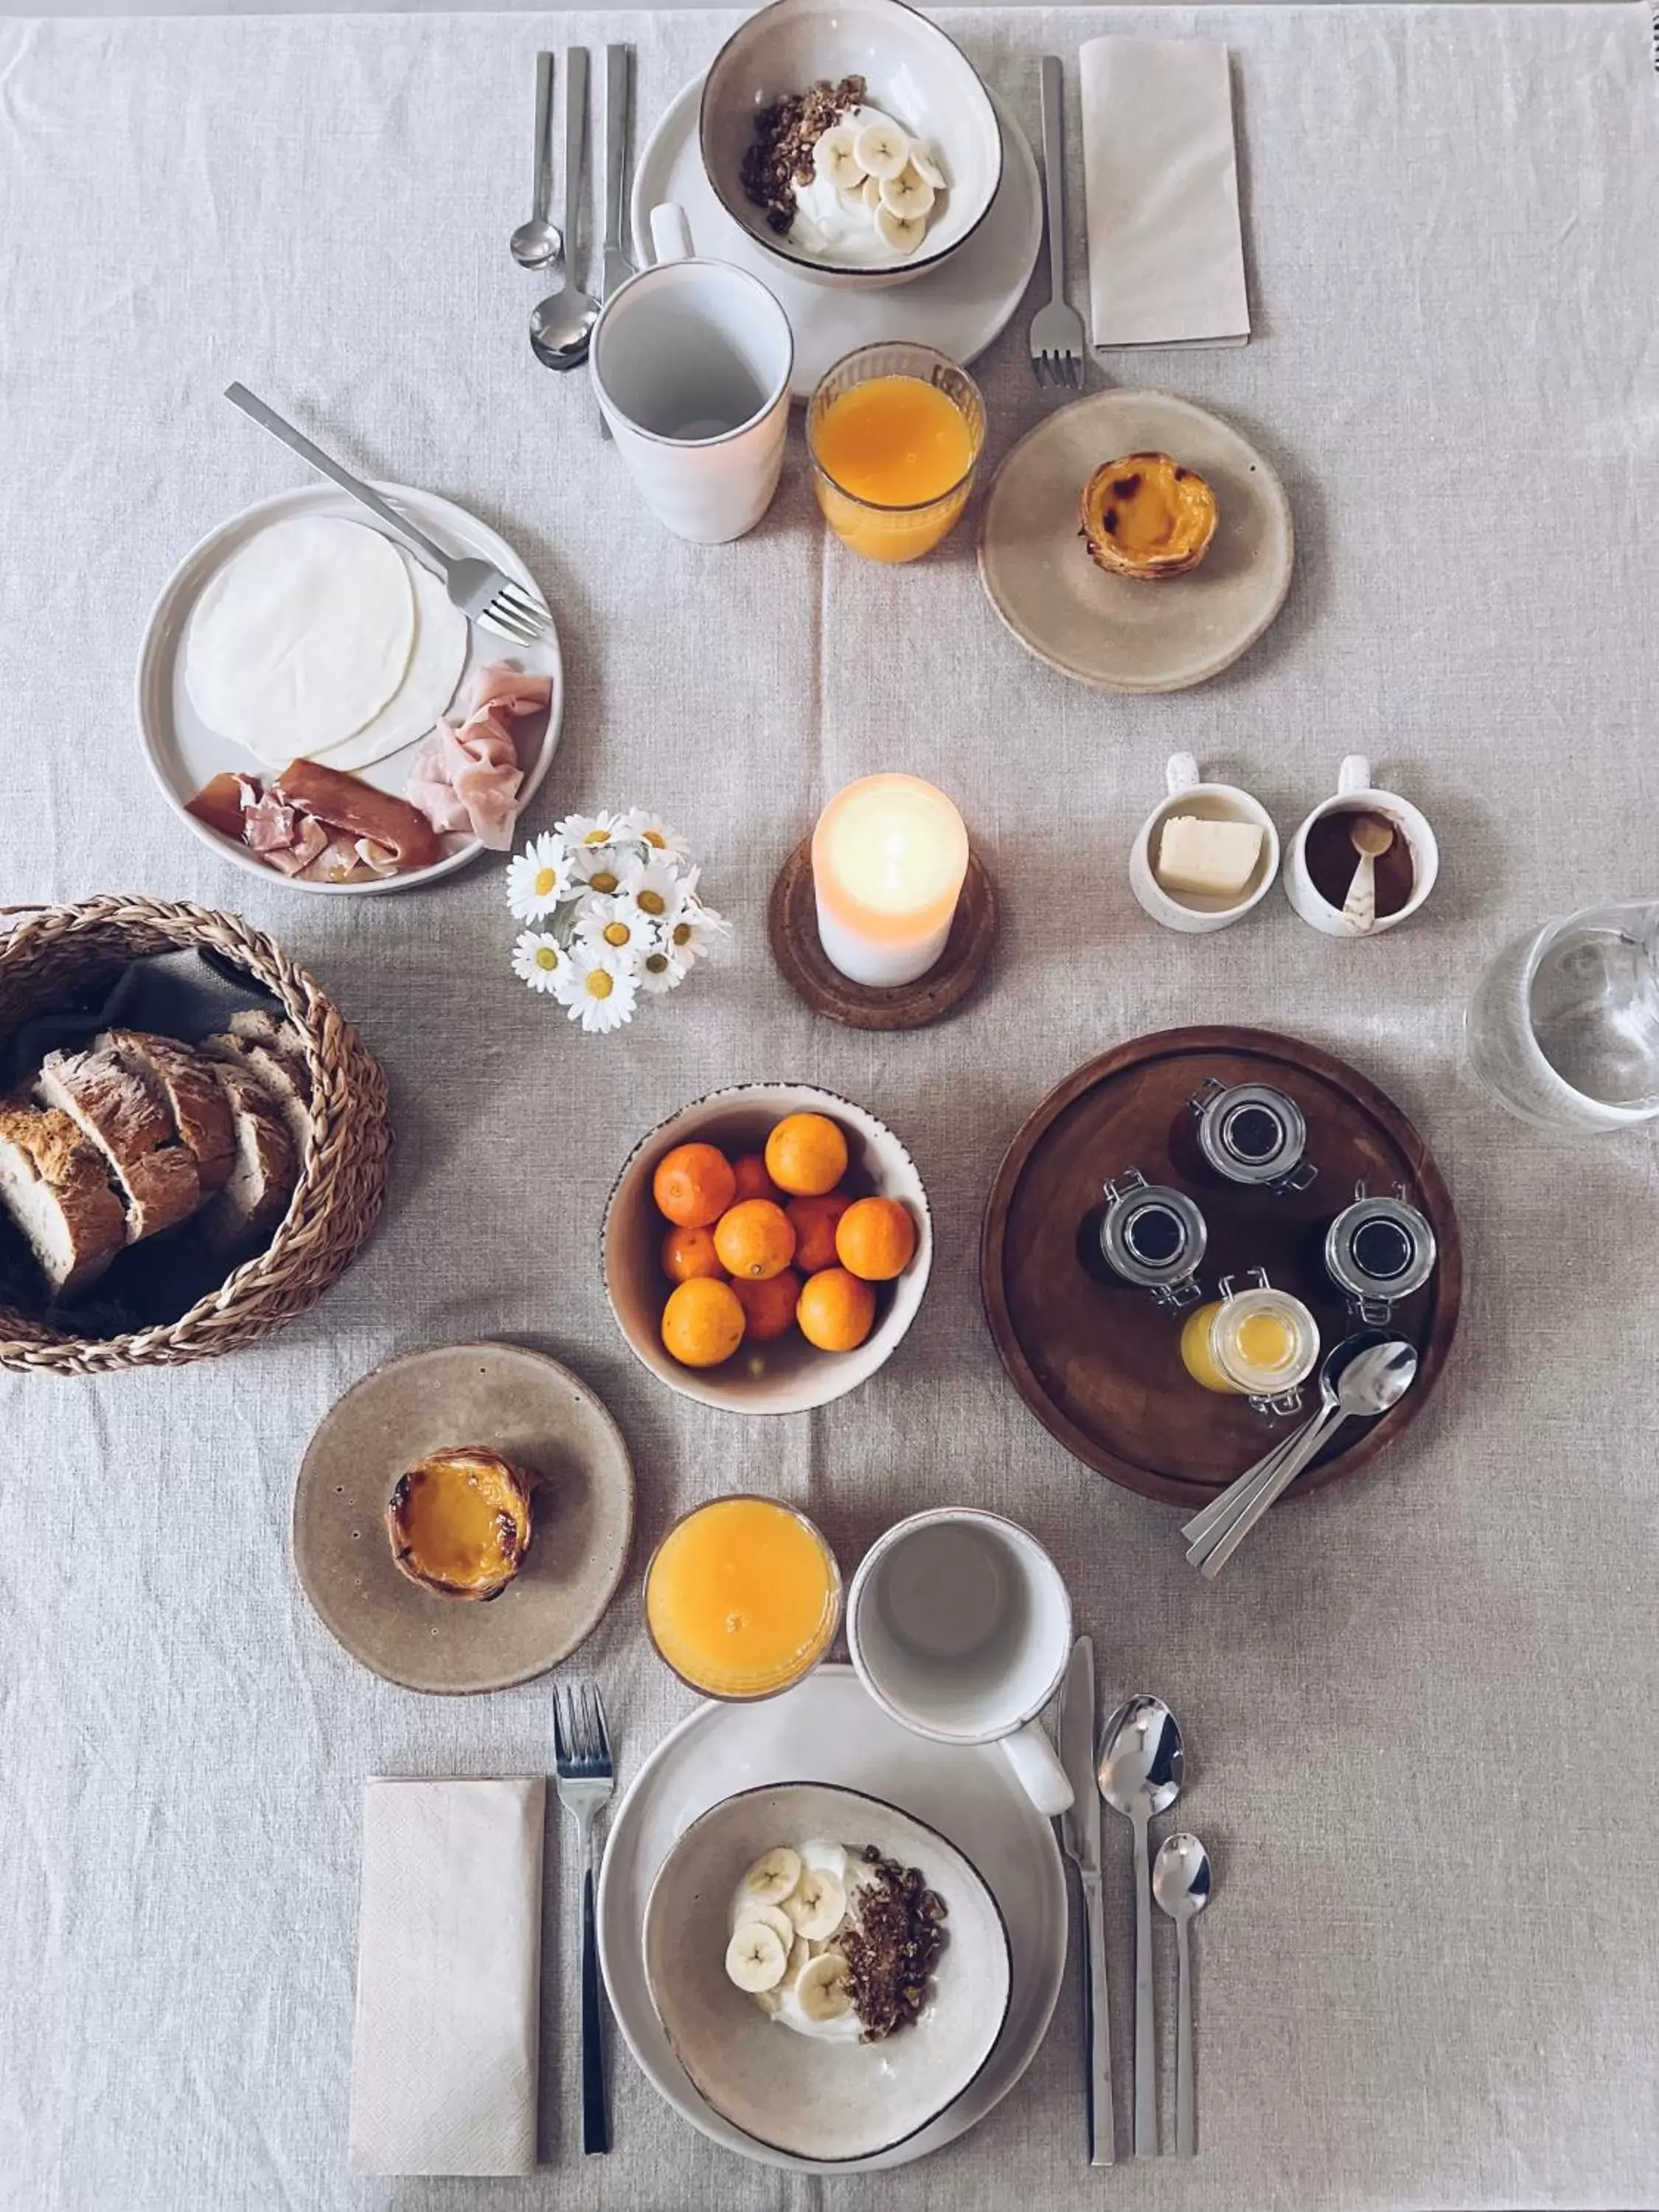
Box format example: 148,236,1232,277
1178,1269,1320,1414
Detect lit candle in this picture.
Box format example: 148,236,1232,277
812,775,970,988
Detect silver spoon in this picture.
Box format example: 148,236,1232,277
1189,1337,1418,1578
1152,1832,1212,2157
1099,1696,1185,2157
530,46,600,371
510,52,563,270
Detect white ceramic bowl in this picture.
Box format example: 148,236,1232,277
699,0,1003,291
643,1780,1012,2163
602,1083,932,1414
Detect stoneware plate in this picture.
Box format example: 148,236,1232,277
603,1083,932,1414
633,74,1042,397
292,1341,633,1692
599,1666,1066,2173
978,389,1295,692
137,482,563,891
644,1781,1011,2163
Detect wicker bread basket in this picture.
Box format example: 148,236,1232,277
0,898,390,1374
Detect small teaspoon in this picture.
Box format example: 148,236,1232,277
509,52,563,271
1152,1832,1212,2157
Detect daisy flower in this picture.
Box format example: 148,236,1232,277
511,930,564,995
615,857,688,931
506,832,571,921
616,810,692,863
552,944,639,1033
660,895,728,976
555,809,628,851
576,894,659,961
635,945,684,995
566,841,629,897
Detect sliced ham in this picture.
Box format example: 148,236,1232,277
186,773,258,843
404,663,550,849
274,758,441,872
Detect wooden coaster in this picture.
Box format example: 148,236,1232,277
768,838,998,1031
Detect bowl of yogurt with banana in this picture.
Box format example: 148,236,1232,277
699,0,1003,289
643,1779,1012,2160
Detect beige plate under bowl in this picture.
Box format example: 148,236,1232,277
644,1781,1012,2163
978,389,1295,693
293,1341,634,1694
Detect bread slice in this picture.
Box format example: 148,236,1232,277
200,1026,313,1163
0,1101,128,1296
94,1029,236,1192
197,1060,296,1258
35,1048,200,1242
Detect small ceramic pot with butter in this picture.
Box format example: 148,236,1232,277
1284,757,1439,937
1130,753,1280,935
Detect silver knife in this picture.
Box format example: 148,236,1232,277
600,44,635,299
1058,1635,1116,2164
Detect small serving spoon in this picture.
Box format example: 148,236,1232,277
1099,1696,1186,2156
510,52,563,270
530,47,600,371
1341,813,1395,934
1152,1832,1213,2157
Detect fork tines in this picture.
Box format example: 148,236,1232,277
554,1679,613,1775
481,581,550,646
1035,351,1082,391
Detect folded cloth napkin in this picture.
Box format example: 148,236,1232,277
1079,38,1251,350
347,1777,546,2177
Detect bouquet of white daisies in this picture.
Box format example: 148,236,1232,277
506,811,728,1032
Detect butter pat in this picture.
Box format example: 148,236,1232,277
1155,815,1264,900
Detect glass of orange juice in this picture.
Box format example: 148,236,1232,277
644,1495,842,1701
807,342,986,564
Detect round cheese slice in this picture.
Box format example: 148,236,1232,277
309,551,470,773
184,515,416,762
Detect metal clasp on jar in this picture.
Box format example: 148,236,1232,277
1098,1168,1208,1308
1189,1077,1318,1194
1324,1179,1436,1324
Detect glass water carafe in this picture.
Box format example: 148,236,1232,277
1466,901,1659,1133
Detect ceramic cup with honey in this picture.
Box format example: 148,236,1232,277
1284,756,1439,938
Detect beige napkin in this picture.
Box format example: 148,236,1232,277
347,1776,546,2177
1079,38,1251,350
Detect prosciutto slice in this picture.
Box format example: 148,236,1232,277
405,662,550,849
274,759,441,872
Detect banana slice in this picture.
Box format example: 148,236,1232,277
734,1901,796,1950
740,1847,802,1907
726,1921,788,1994
909,142,948,190
784,1866,846,1941
862,173,884,214
752,1983,785,2016
813,125,866,194
786,1934,812,1983
854,121,909,181
796,1950,855,2023
876,205,928,255
881,165,936,221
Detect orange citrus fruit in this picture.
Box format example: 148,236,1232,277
796,1267,877,1353
713,1197,796,1281
731,1267,801,1343
661,1277,745,1367
653,1141,736,1228
661,1223,726,1284
731,1152,784,1204
835,1195,917,1281
765,1112,849,1197
787,1192,851,1274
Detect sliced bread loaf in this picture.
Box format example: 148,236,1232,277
94,1029,236,1192
35,1048,201,1242
200,1027,313,1161
197,1060,296,1258
0,1101,128,1295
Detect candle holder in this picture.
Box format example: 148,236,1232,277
768,836,998,1031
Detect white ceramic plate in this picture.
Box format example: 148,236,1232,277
633,74,1043,399
136,483,564,892
978,389,1295,693
597,1665,1068,2174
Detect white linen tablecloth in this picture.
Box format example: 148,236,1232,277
1,8,1657,2209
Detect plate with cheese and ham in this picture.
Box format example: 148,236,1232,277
137,483,563,891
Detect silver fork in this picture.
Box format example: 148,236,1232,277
554,1680,615,2156
1029,55,1086,391
223,383,550,646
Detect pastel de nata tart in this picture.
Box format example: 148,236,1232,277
1081,451,1218,580
386,1445,538,1602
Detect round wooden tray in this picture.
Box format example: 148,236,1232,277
980,1028,1462,1508
768,838,998,1031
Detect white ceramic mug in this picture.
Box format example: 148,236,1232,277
590,204,793,545
1284,755,1440,936
1129,752,1281,933
846,1508,1075,1816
